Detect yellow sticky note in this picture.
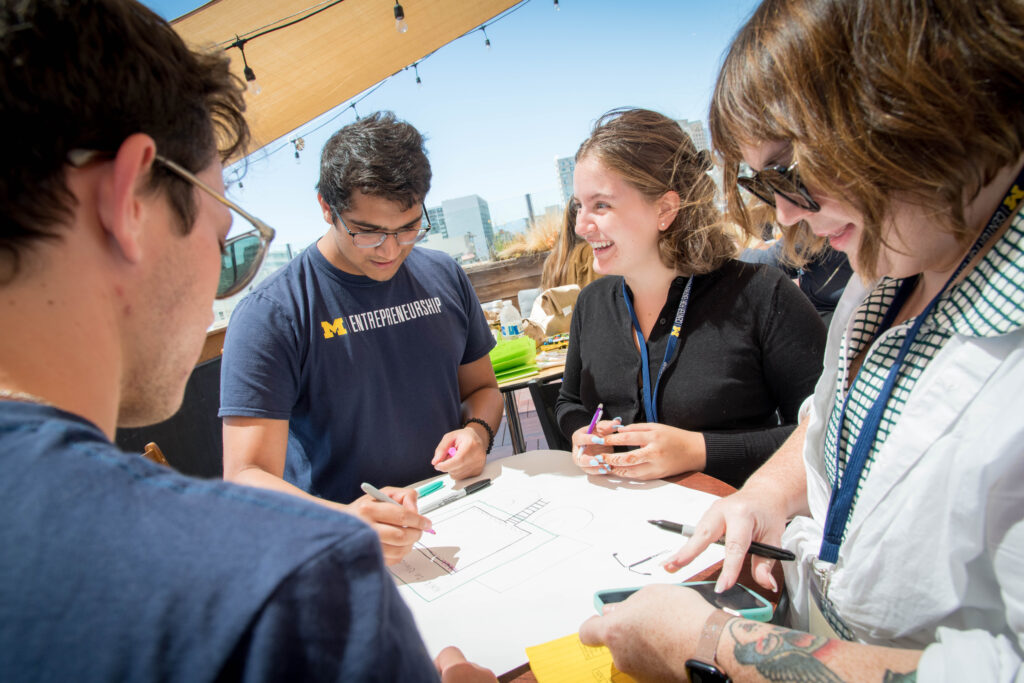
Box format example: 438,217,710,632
525,632,636,683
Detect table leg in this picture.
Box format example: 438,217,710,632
502,390,526,454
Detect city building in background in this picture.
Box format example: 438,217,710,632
555,156,575,204
425,205,447,239
442,194,495,259
677,118,710,152
677,118,726,208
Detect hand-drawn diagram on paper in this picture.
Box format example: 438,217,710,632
391,493,592,601
392,450,727,675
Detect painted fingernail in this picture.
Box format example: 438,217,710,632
589,458,600,467
613,416,623,422
602,466,611,474
424,528,436,535
611,424,622,431
714,578,726,593
595,454,605,463
769,575,779,592
590,435,605,445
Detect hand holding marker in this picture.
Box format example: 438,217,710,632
577,403,612,474
647,519,795,561
359,482,435,534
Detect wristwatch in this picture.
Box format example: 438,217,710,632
685,609,734,683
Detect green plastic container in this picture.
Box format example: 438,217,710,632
489,336,537,376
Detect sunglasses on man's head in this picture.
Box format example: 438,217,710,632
737,160,821,212
68,149,276,299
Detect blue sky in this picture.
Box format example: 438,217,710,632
145,0,761,251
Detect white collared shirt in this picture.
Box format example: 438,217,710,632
783,206,1024,681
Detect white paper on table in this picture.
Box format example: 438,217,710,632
392,449,726,675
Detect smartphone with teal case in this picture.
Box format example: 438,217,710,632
593,580,773,622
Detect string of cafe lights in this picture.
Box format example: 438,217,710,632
224,0,551,180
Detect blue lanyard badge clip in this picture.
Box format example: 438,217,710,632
818,165,1024,566
622,277,693,424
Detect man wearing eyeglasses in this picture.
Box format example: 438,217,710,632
0,1,496,680
219,112,503,565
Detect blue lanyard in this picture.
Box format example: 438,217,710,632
818,167,1024,564
621,276,693,423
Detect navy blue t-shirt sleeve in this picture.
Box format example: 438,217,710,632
452,261,496,366
220,532,439,682
219,292,303,420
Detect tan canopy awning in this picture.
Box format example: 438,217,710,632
173,0,519,156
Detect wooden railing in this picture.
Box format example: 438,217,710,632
463,251,548,311
199,322,228,365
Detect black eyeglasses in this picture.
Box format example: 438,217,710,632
737,160,821,212
68,149,276,299
336,206,432,248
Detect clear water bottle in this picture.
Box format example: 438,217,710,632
499,301,524,339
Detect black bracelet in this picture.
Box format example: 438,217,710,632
463,417,495,454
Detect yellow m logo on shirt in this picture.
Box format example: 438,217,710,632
321,318,348,339
1006,183,1024,212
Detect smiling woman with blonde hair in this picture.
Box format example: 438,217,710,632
556,107,826,488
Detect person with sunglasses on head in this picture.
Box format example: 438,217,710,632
0,2,498,680
579,1,1024,681
219,112,503,565
557,107,826,488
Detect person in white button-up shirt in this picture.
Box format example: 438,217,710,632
578,0,1024,681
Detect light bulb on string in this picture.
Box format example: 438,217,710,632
393,3,408,33
235,39,261,95
292,137,305,165
553,0,560,10
243,66,261,95
413,63,422,88
482,26,491,49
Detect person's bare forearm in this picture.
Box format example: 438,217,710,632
460,386,503,435
741,419,811,519
719,618,921,683
231,464,347,511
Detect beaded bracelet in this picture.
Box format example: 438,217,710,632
463,417,495,454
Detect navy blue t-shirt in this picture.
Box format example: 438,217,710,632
0,401,437,682
220,245,495,504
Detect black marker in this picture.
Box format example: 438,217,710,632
647,519,796,562
419,478,492,514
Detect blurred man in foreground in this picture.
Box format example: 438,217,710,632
0,1,493,679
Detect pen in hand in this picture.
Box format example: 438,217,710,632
647,519,795,561
576,402,604,461
360,482,436,534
